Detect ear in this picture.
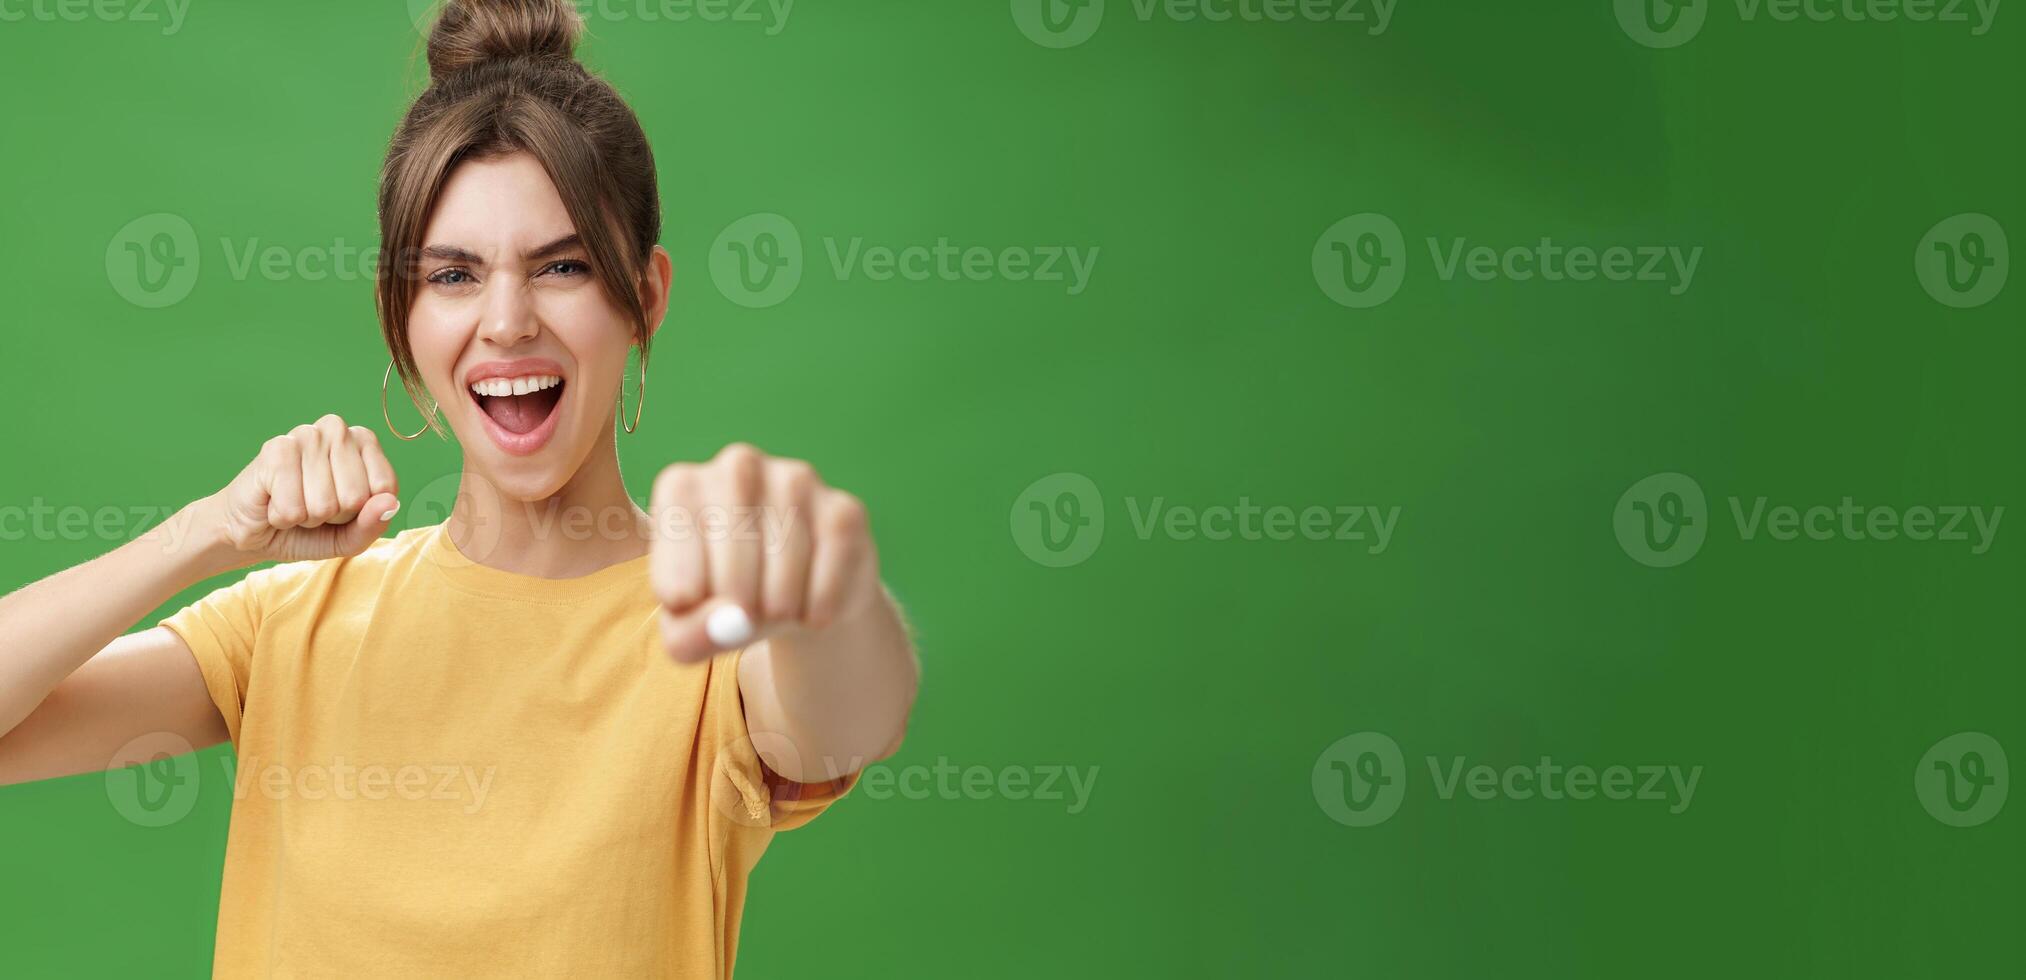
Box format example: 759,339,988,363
638,245,674,344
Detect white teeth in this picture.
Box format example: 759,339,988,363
470,374,561,397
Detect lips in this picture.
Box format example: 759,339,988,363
465,358,566,455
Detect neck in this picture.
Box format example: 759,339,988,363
445,436,650,579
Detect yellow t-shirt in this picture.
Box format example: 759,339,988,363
160,523,852,978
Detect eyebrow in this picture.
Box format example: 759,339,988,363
419,234,585,266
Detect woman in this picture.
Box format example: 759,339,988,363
0,0,918,974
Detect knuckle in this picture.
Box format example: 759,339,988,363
348,425,379,446
821,491,869,536
717,451,763,499
656,576,702,609
716,442,762,465
657,609,686,646
653,464,698,501
773,459,818,498
760,586,804,623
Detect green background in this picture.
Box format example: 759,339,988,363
1,1,2019,976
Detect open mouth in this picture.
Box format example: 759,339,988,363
471,374,564,433
466,365,566,455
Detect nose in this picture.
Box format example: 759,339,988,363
477,276,540,349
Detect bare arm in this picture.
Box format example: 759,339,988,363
0,504,240,783
0,415,401,786
650,444,919,784
738,588,918,782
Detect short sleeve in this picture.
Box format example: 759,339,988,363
156,563,313,747
706,647,858,834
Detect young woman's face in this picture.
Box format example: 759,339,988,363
406,152,653,501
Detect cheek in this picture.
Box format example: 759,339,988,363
403,302,468,401
539,293,637,397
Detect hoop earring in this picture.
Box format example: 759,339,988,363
382,361,435,441
619,350,647,435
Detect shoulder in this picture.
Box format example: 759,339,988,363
243,525,440,612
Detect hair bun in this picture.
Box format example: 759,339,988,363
426,0,584,83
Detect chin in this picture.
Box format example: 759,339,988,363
448,357,599,504
464,444,584,505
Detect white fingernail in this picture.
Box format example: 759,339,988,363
381,503,400,523
705,605,755,649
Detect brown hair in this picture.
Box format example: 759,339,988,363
378,0,660,430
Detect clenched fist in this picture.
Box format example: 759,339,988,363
650,443,880,663
214,414,402,563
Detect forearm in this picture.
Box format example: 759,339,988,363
0,495,241,736
743,589,918,782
